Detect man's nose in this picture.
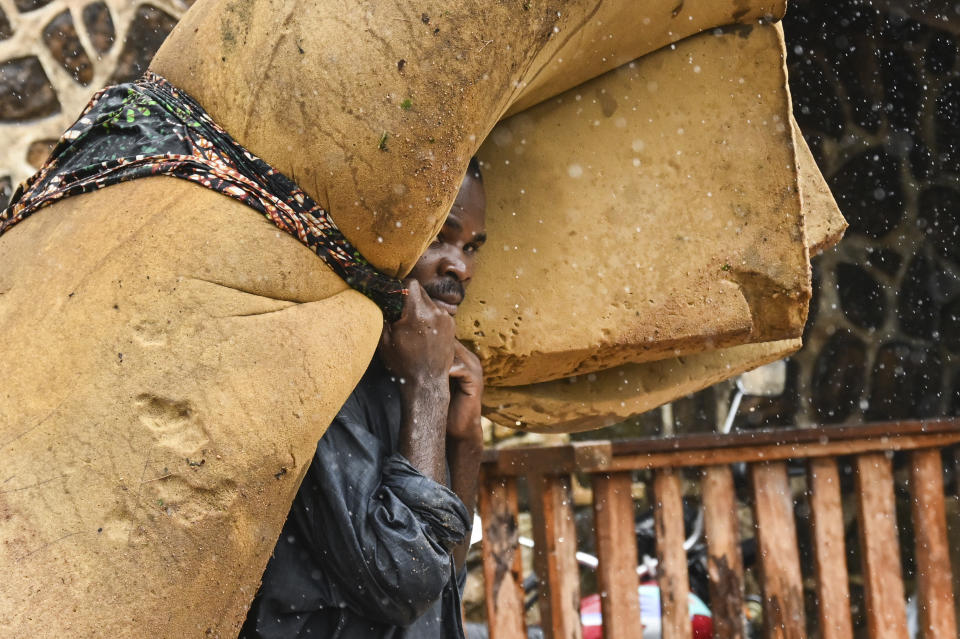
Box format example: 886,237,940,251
440,250,470,282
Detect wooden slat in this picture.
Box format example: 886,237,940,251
653,468,692,639
478,472,527,639
483,420,960,465
591,472,642,639
612,419,960,453
807,458,853,639
528,473,583,639
482,422,960,477
909,449,958,639
952,445,960,499
603,433,960,472
701,465,745,639
855,453,909,639
751,462,806,639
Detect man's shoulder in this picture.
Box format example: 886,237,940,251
349,354,397,401
330,354,401,436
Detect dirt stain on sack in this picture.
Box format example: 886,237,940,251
595,87,617,117
219,0,252,53
732,0,751,22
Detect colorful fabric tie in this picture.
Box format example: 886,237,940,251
0,71,407,319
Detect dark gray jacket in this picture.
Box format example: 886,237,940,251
240,357,470,638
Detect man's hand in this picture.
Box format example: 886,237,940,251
380,280,456,389
447,341,483,445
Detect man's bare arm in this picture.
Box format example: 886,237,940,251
381,285,483,566
447,341,484,570
379,281,456,483
397,381,450,483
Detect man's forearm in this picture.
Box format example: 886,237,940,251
447,433,483,570
397,381,450,483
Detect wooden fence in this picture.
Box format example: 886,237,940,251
477,419,960,639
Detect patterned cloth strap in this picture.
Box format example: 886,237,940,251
0,71,407,320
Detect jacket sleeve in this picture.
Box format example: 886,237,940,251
290,395,470,626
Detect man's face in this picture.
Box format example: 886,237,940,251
408,172,486,316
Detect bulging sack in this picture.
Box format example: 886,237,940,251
0,0,842,635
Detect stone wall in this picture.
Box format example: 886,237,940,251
0,0,189,204
736,0,960,429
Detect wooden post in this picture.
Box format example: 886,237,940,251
909,449,958,639
592,472,642,639
702,465,745,639
751,462,806,639
479,471,527,639
529,473,583,639
654,468,692,639
807,458,853,639
855,453,909,639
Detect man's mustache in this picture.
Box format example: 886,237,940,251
424,277,465,304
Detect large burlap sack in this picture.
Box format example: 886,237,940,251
483,339,803,433
463,24,846,431
461,23,812,387
0,0,791,636
150,0,786,278
478,129,844,432
476,128,843,432
0,182,384,636
795,119,847,255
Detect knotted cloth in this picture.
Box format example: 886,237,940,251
0,71,407,319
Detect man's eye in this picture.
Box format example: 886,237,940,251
464,244,478,254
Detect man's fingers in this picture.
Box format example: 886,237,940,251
452,341,482,372
450,344,469,371
397,280,446,330
395,279,432,324
453,341,472,360
408,279,449,317
404,279,428,308
394,279,421,323
449,341,483,400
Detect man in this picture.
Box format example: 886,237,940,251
241,159,487,638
